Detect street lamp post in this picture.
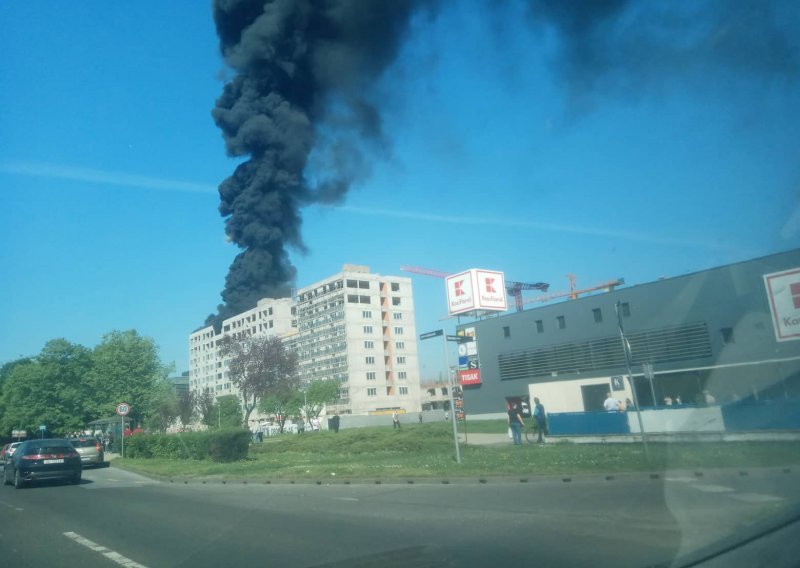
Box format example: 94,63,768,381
616,301,650,461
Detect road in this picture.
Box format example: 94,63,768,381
0,464,798,567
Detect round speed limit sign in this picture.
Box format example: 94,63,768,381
116,403,131,416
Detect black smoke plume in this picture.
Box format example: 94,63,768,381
206,1,798,330
206,0,434,329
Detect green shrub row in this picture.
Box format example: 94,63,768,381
123,429,250,462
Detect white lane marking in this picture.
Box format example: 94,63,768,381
730,493,784,503
334,497,359,501
691,484,734,493
64,532,148,568
0,500,24,512
665,476,695,483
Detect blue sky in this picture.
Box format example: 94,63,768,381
1,2,799,380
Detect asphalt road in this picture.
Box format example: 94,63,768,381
0,464,798,567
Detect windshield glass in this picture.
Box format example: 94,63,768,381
1,2,798,567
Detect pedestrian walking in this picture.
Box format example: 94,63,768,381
533,397,547,444
507,402,524,446
331,414,340,433
392,410,401,429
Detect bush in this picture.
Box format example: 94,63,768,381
122,429,250,462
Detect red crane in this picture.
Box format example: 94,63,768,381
400,265,549,312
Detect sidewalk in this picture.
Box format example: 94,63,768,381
459,432,800,445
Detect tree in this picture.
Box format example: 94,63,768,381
87,330,172,426
176,389,196,429
145,379,179,433
196,389,216,428
302,379,340,420
0,340,94,435
258,385,297,434
212,395,242,429
219,335,298,427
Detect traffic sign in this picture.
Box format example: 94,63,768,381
419,329,443,340
611,376,625,391
39,424,46,432
116,403,131,416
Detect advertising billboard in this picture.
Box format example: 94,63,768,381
764,267,800,341
446,269,507,316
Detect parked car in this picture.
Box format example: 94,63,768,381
69,437,104,467
1,442,22,464
3,439,82,489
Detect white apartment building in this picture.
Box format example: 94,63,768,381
188,297,295,398
188,265,423,417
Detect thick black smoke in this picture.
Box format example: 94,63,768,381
206,0,798,329
526,0,799,111
206,0,434,329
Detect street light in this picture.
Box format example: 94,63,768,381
615,301,650,461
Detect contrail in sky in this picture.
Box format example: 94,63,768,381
332,205,734,252
0,160,216,194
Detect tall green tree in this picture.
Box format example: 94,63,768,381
196,389,216,428
302,379,340,419
0,340,94,435
209,395,242,429
219,335,298,427
258,384,297,433
176,389,196,429
145,379,179,433
87,330,171,427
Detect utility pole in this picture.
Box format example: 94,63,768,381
616,301,650,461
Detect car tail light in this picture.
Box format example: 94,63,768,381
68,450,80,459
95,442,102,452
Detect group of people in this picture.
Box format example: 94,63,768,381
507,397,547,445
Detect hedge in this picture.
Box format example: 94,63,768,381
123,429,250,462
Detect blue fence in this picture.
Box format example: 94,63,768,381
548,410,630,436
546,399,800,436
721,400,800,432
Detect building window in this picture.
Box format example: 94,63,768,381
557,316,566,330
393,312,403,320
399,386,409,395
391,282,400,292
396,356,406,364
535,320,544,333
398,371,407,379
620,302,631,317
346,279,358,288
347,294,359,303
394,326,404,335
392,297,401,306
362,310,372,319
503,326,511,338
721,327,734,344
365,356,375,364
359,295,370,304
364,340,374,349
363,325,373,334
592,308,603,323
395,341,405,349
358,280,370,289
367,388,377,396
366,372,376,381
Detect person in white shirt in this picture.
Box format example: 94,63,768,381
603,392,621,412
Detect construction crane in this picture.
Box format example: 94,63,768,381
524,276,625,305
400,265,549,312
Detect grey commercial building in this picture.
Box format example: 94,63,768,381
457,249,800,417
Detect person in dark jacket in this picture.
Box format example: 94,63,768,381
533,397,547,444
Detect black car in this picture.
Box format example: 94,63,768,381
3,439,82,489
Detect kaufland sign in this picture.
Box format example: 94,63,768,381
446,269,507,316
765,268,800,342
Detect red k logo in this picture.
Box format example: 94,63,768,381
485,278,496,293
792,282,800,309
454,280,465,296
